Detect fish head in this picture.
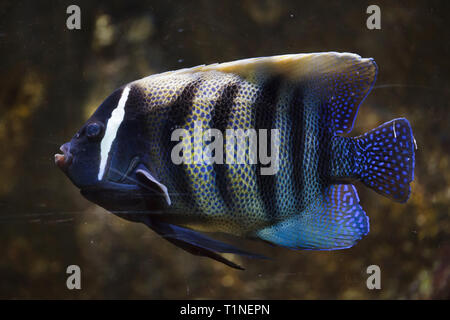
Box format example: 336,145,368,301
55,85,170,213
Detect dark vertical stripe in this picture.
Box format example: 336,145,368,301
318,102,333,186
161,78,203,207
289,86,306,209
254,76,283,221
210,82,240,207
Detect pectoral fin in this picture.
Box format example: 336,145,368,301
135,164,171,206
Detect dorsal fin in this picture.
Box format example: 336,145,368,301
139,53,377,133
168,53,377,133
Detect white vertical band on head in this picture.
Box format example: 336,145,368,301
98,86,130,181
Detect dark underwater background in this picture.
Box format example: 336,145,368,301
0,0,448,299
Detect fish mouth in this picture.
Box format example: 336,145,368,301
54,142,73,171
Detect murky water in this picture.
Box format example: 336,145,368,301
0,0,448,299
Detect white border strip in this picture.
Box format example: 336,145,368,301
97,86,130,181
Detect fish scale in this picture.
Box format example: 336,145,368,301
144,74,203,213
140,71,271,233
301,88,325,206
273,82,302,220
210,74,267,233
179,74,229,219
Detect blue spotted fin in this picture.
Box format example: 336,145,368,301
356,118,415,203
142,218,267,270
256,184,369,250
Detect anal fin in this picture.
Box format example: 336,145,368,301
256,184,369,250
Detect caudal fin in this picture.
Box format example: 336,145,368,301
356,118,416,203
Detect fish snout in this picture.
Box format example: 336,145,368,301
54,142,73,171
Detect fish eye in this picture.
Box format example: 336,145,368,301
86,122,103,139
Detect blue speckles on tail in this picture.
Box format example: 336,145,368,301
355,118,415,203
256,184,369,250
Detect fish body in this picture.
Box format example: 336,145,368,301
55,53,416,269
